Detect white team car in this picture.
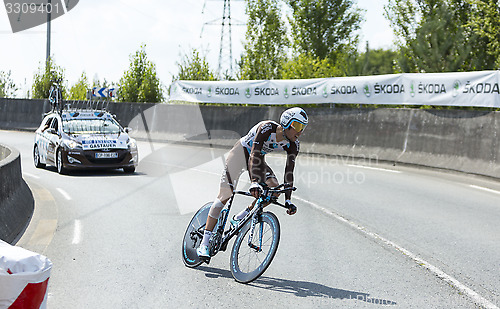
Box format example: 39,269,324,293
33,109,138,174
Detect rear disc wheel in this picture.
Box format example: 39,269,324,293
182,202,212,268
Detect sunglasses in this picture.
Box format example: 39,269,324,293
290,120,307,133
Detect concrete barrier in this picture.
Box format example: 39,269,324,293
0,144,34,244
119,104,499,178
302,107,500,178
0,98,499,179
0,98,48,131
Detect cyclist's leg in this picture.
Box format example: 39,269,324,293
234,165,279,220
233,199,257,221
198,142,247,255
265,171,279,188
207,142,247,228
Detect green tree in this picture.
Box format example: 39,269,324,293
118,44,163,103
92,75,112,88
0,70,18,98
32,58,66,99
172,48,218,81
287,0,363,65
351,43,398,76
385,0,495,72
239,0,289,80
281,53,343,79
68,72,90,100
467,0,500,68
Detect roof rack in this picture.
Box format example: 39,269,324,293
47,80,112,114
61,100,111,112
46,81,115,120
48,99,111,115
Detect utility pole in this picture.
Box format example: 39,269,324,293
201,0,244,80
46,0,52,67
218,0,232,78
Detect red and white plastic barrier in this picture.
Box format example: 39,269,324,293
0,240,52,309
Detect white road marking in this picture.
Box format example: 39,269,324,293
294,195,499,309
347,164,402,173
72,220,82,245
23,172,40,179
469,185,500,195
56,188,72,200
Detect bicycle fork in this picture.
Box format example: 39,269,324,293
247,211,264,252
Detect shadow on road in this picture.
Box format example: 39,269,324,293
42,166,141,177
198,266,397,306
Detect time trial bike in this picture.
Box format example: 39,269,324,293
181,183,296,283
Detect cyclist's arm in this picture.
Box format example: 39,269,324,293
248,123,273,183
284,141,299,201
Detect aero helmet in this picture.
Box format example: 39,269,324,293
280,107,308,132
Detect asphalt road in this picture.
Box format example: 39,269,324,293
1,129,499,308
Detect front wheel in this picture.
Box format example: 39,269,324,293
182,202,212,268
230,212,280,283
33,145,45,168
56,149,67,175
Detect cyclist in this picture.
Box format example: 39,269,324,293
197,107,308,259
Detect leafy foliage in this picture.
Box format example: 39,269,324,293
31,58,66,99
68,72,90,100
92,75,113,89
350,44,398,76
287,0,363,64
172,48,218,81
385,0,497,72
239,0,289,80
118,44,163,103
0,70,17,98
467,0,500,68
281,53,343,79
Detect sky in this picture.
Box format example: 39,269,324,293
0,0,395,98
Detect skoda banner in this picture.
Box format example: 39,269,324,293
170,71,500,108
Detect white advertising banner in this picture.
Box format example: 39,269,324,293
169,71,500,108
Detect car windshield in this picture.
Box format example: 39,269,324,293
62,118,121,134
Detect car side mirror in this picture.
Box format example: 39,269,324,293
124,127,132,133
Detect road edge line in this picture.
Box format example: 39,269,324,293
294,195,499,309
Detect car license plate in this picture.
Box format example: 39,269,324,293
95,152,118,159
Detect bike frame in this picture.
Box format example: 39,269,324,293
192,184,295,257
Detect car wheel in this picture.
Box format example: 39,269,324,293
123,166,135,174
33,145,45,168
57,149,67,175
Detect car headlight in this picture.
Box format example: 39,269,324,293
127,138,137,149
64,140,82,149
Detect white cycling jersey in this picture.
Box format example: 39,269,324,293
240,121,293,155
